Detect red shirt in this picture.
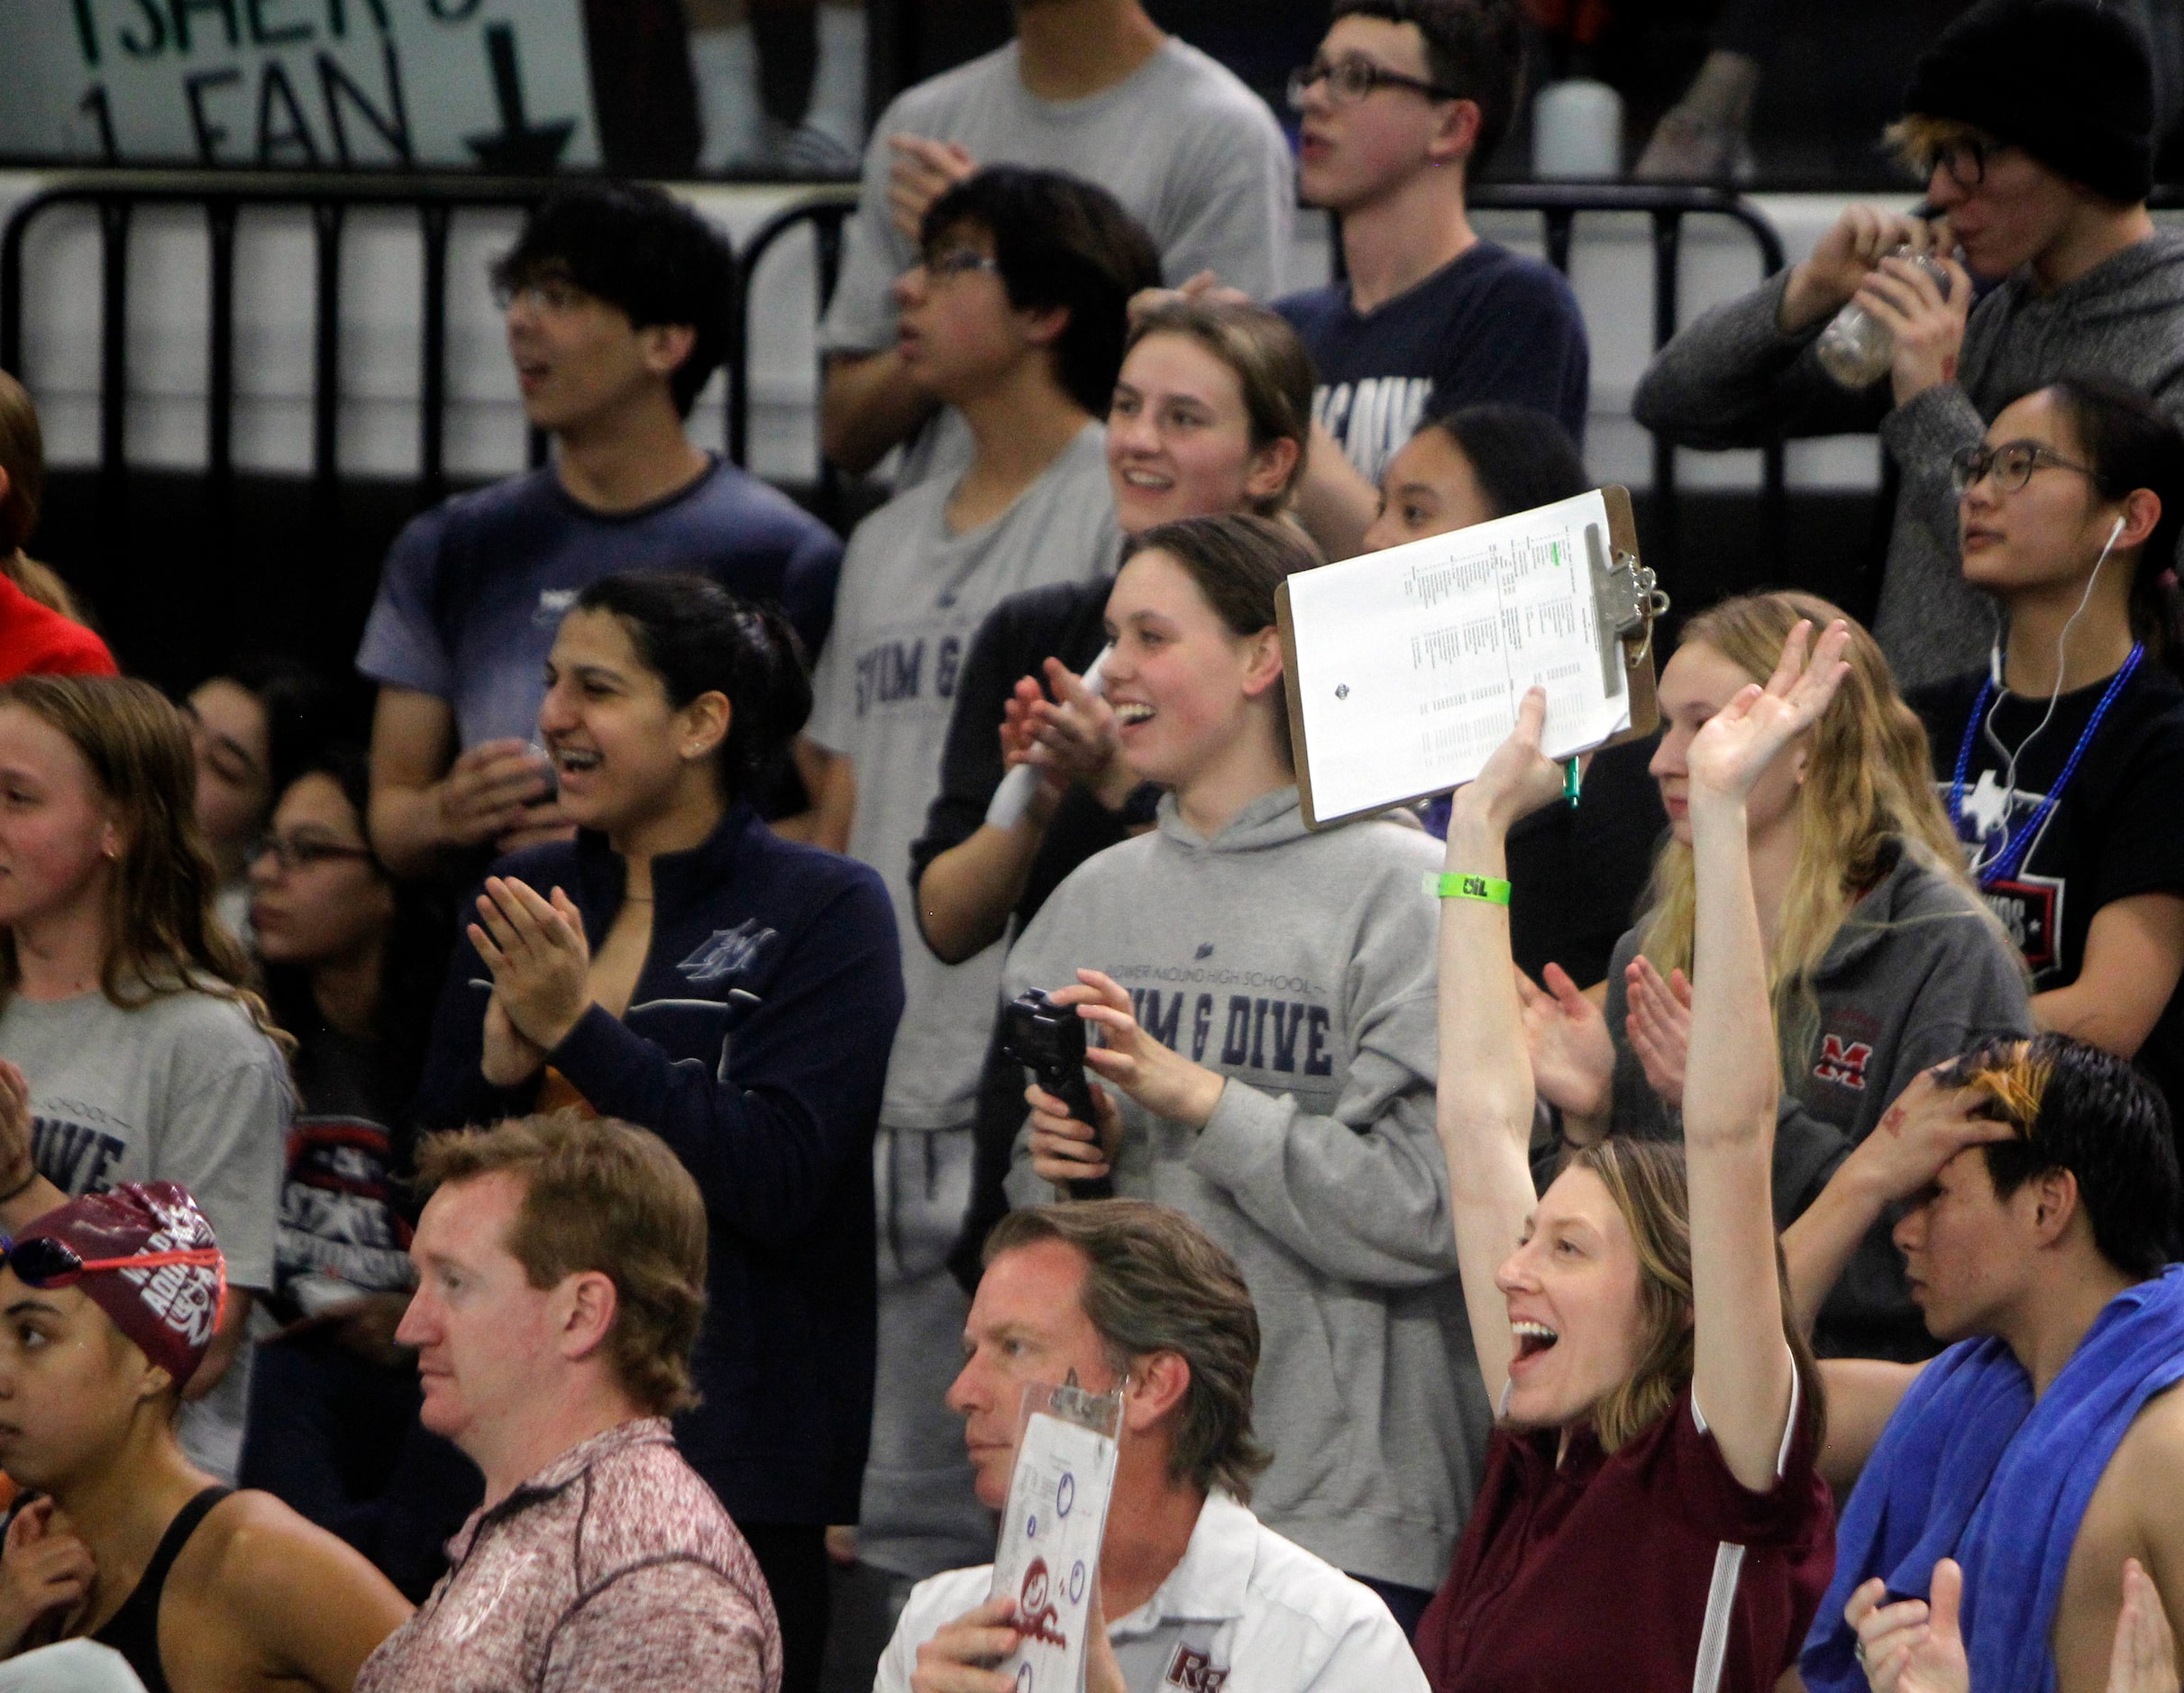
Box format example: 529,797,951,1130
0,572,114,682
1417,1380,1834,1693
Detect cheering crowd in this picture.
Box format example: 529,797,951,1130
0,0,2182,1688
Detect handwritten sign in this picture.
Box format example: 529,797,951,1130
0,1,600,169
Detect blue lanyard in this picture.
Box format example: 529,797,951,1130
1948,644,2143,887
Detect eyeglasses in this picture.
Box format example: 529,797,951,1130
921,247,1002,283
2,1234,224,1290
249,834,377,874
1286,57,1461,112
1920,136,1993,190
492,277,589,315
1951,440,2101,494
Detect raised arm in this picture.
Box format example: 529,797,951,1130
1437,690,1574,1406
1681,619,1849,1490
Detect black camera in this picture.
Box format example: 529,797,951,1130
1001,988,1113,1201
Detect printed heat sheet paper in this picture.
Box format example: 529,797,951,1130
1286,489,1631,820
988,1409,1120,1693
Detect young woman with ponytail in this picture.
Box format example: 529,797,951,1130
413,571,900,1690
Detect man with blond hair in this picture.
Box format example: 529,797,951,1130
354,1112,782,1693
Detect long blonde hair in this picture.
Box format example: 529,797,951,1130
0,676,289,1053
1636,591,1972,1076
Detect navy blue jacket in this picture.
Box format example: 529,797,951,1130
416,803,902,1525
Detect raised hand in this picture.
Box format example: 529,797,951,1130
1686,618,1852,806
1625,956,1693,1109
2108,1559,2179,1693
1517,963,1615,1123
1452,687,1572,836
889,135,977,243
1845,1558,1969,1693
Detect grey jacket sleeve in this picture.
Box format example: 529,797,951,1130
1632,270,1896,447
1188,988,1460,1286
1874,380,1993,634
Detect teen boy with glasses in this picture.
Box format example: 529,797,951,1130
1636,0,2184,691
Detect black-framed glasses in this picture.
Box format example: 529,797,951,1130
2,1233,224,1290
1286,57,1461,112
1920,136,1992,190
922,247,1002,283
249,834,377,874
1951,440,2101,495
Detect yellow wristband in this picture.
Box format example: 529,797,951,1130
1426,872,1512,905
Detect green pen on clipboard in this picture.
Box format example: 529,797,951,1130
1563,758,1581,808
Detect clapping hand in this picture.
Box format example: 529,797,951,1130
469,876,593,1058
2107,1559,2179,1693
1515,964,1614,1124
1000,658,1130,812
1625,956,1693,1109
1686,618,1852,809
1846,1557,1969,1693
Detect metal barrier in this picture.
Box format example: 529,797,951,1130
2,175,1794,577
1469,181,1792,578
727,189,858,527
0,173,571,564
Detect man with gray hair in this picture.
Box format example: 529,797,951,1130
878,1199,1425,1692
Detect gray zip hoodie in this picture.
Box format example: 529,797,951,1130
1001,787,1491,1593
1604,841,2031,1359
1633,231,2184,690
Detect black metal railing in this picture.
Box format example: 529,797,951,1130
4,175,1794,579
0,174,574,564
1469,182,1791,577
727,189,858,526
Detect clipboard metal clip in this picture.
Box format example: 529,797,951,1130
1602,550,1670,667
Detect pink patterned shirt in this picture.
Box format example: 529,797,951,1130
355,1418,781,1693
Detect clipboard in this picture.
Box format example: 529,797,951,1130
1276,485,1665,831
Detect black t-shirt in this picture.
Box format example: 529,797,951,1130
1273,241,1591,484
908,579,1158,940
1912,659,2184,1117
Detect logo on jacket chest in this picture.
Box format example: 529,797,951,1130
1165,1643,1228,1691
677,920,779,984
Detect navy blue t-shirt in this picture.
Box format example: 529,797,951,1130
1275,241,1590,483
356,458,844,749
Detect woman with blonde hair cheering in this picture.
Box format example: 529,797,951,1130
1522,592,2030,1358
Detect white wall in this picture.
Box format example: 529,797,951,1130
12,174,2151,499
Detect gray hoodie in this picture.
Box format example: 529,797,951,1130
1604,841,2031,1359
1001,787,1491,1593
1632,232,2184,690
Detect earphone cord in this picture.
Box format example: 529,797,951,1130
1970,517,2126,877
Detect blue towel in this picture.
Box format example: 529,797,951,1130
1804,1264,2184,1693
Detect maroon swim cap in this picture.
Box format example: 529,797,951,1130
12,1183,225,1386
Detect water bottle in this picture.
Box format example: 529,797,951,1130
1532,79,1623,179
1814,245,1952,389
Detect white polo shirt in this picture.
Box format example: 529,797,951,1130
873,1489,1428,1693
